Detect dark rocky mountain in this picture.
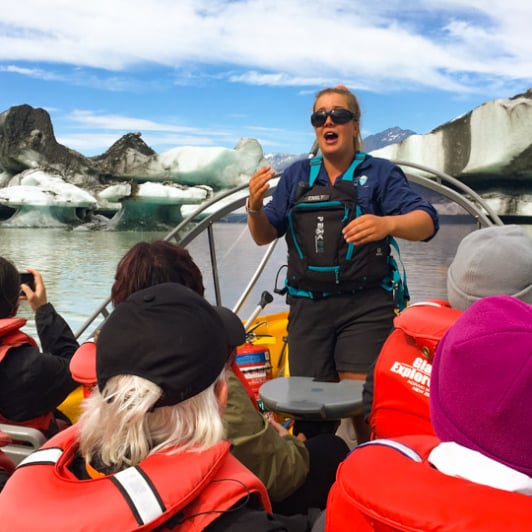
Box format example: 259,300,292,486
0,104,99,187
0,105,157,189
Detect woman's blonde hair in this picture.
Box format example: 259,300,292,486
78,370,227,473
313,86,363,152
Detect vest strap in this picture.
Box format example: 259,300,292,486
308,152,366,187
357,439,422,462
112,466,166,525
18,447,63,467
381,237,410,312
19,446,166,526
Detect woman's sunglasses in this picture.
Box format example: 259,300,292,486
310,108,357,127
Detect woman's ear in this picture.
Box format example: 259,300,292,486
214,372,228,413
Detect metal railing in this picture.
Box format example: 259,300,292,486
74,162,500,340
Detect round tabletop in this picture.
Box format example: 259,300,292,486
259,376,364,420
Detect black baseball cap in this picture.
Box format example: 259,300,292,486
96,283,245,407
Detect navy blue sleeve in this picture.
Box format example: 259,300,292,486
265,156,439,241
357,157,439,240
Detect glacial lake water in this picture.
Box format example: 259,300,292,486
1,220,531,344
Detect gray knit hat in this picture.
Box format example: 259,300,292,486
447,225,532,310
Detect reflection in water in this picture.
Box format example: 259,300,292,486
2,221,527,342
1,229,163,340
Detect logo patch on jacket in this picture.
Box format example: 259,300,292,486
305,194,330,202
314,216,325,253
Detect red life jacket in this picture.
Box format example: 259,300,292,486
0,425,271,531
369,301,462,439
326,435,532,531
0,317,37,362
0,318,55,434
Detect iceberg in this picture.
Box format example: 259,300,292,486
371,90,532,181
0,169,97,227
369,90,532,219
106,181,211,230
124,138,269,190
1,91,531,227
0,106,269,228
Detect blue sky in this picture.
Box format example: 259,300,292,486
1,0,530,157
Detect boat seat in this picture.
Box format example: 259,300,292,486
259,376,364,421
0,423,47,465
0,430,16,476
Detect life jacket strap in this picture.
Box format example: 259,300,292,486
19,446,166,526
111,466,166,525
381,237,410,312
308,152,366,187
18,447,63,467
356,439,422,462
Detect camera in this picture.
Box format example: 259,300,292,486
19,272,36,292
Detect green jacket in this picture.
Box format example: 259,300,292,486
223,370,309,502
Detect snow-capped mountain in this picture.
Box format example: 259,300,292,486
265,127,416,172
362,127,416,152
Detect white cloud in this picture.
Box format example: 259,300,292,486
1,0,530,93
57,110,255,153
67,110,204,133
55,109,310,154
0,65,64,80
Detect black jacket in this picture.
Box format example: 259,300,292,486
0,303,79,424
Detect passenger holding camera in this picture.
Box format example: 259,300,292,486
0,257,79,437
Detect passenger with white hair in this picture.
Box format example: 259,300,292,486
0,283,312,531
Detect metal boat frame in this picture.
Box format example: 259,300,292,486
75,160,502,340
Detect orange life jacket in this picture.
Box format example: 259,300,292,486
0,425,271,531
0,317,37,362
0,318,55,434
326,435,532,531
369,301,462,439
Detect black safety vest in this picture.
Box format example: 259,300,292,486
285,153,392,297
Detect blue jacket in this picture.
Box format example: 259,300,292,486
264,155,439,239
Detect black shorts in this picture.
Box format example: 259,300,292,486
287,287,394,379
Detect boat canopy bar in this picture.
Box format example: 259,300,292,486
74,162,501,340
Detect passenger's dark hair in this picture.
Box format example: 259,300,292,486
111,241,205,306
0,257,20,318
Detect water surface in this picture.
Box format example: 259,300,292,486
4,220,515,343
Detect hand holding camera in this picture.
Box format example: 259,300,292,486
19,272,35,292
19,268,47,312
